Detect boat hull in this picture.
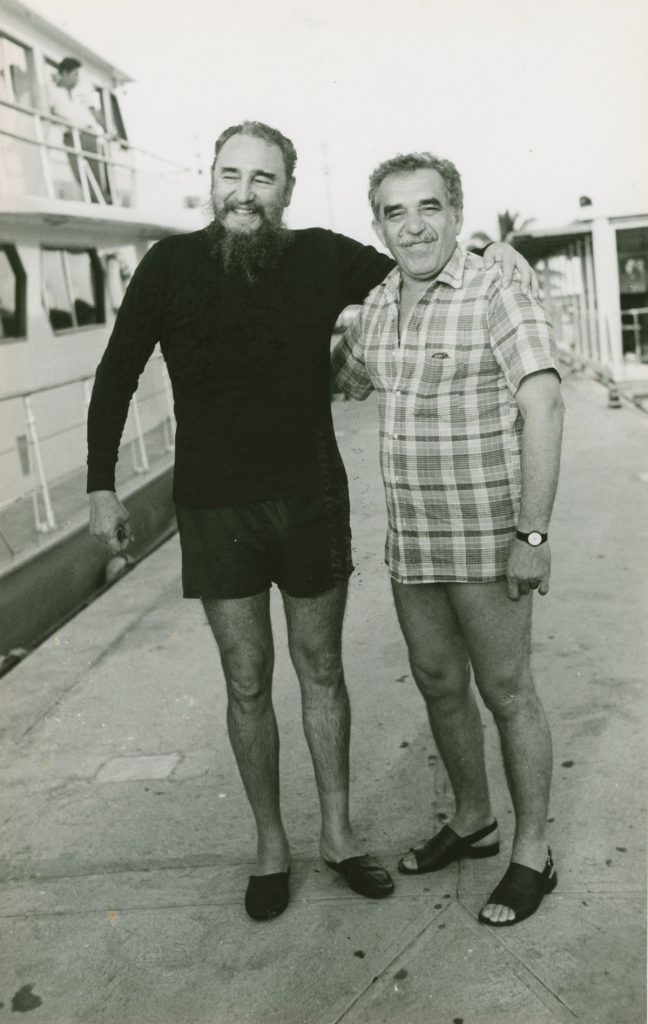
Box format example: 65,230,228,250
0,466,176,664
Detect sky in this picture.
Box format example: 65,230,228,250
33,0,648,246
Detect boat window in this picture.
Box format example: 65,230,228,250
92,86,108,132
104,249,134,312
0,33,36,108
0,244,26,342
41,248,105,333
110,93,128,141
44,57,59,104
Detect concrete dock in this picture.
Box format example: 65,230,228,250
0,372,646,1023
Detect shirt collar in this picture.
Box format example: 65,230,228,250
435,242,467,289
382,241,468,302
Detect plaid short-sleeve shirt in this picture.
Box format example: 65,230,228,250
331,243,560,583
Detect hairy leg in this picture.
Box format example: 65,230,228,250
203,592,289,875
281,582,363,861
391,580,496,870
449,582,552,923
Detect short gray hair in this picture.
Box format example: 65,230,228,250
368,152,463,218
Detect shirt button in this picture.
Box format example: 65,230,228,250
392,433,398,440
394,389,401,396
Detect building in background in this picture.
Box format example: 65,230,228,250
511,210,648,396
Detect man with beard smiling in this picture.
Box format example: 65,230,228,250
86,122,536,921
204,132,294,281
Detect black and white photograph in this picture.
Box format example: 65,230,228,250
0,0,646,1021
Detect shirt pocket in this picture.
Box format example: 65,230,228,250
413,345,461,416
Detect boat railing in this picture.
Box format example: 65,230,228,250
0,352,175,559
0,97,203,213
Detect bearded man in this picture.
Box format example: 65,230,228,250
87,121,535,920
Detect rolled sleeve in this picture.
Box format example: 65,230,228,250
487,282,560,395
331,310,374,400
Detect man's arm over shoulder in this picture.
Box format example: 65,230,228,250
330,231,394,306
331,307,374,401
480,242,540,297
87,240,168,496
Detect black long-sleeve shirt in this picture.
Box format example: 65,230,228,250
87,227,394,507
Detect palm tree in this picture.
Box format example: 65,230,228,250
469,209,535,249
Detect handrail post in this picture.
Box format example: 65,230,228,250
129,393,149,473
80,141,105,204
33,112,55,199
102,135,117,206
0,118,7,195
69,126,92,204
23,396,56,532
160,359,175,451
129,145,139,210
83,378,93,421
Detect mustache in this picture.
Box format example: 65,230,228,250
209,195,281,230
401,235,437,246
222,198,265,216
215,202,268,228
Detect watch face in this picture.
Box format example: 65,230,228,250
528,531,543,546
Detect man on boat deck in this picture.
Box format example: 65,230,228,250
332,151,563,926
51,57,110,202
86,121,536,921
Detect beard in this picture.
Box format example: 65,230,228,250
205,198,292,283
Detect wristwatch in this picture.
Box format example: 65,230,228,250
515,530,548,547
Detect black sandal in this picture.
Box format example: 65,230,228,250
245,871,290,920
478,848,557,926
325,854,394,898
398,820,499,875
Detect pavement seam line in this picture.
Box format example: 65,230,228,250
454,897,579,1021
2,855,644,891
0,892,446,920
330,901,453,1024
2,876,642,901
19,577,180,741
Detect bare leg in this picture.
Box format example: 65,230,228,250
449,582,552,923
391,581,497,870
203,593,290,875
281,582,363,862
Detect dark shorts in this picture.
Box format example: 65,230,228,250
176,494,353,600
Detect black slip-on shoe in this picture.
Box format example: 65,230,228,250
245,871,290,921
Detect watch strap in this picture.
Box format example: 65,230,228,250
515,530,548,546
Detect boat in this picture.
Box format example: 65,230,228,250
0,0,204,665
